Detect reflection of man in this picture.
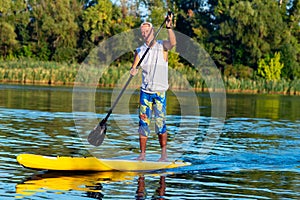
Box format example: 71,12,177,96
135,175,166,200
155,176,166,199
136,176,146,199
130,14,176,161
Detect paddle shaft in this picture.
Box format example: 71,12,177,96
100,13,171,126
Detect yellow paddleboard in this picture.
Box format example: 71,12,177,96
17,154,191,171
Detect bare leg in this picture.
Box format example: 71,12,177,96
158,132,167,162
136,134,147,160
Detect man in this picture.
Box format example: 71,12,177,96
130,14,176,161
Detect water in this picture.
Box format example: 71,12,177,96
0,84,299,199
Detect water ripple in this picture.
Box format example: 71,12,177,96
0,106,299,199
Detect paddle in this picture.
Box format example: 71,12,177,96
88,11,173,146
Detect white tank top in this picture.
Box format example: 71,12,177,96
136,40,169,93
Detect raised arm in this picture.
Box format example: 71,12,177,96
163,14,176,50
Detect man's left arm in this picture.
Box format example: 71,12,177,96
164,29,176,50
163,15,176,50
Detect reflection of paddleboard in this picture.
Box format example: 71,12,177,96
17,154,191,171
16,171,137,196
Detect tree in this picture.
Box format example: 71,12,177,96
257,52,284,80
83,0,114,44
0,22,18,59
17,0,82,61
0,0,29,59
280,0,300,79
213,0,288,67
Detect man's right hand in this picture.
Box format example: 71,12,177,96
130,67,139,76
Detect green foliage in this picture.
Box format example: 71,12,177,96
215,0,288,67
0,0,298,94
18,45,34,58
280,34,300,79
37,0,80,61
36,42,52,61
83,0,113,42
0,22,18,58
147,0,167,24
224,64,253,79
257,52,284,81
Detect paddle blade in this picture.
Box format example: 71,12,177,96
87,122,107,146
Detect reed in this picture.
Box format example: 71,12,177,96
223,77,300,95
0,60,299,95
0,60,78,84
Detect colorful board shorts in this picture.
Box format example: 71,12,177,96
138,90,167,136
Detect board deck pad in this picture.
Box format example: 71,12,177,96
17,154,191,172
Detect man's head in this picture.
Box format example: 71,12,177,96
140,22,154,45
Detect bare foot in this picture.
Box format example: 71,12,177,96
158,155,168,162
135,153,146,161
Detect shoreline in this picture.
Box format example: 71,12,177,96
1,81,299,96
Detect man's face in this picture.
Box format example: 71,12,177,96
140,24,154,44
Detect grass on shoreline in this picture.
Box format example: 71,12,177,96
0,60,299,95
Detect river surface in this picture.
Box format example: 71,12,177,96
0,84,299,199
